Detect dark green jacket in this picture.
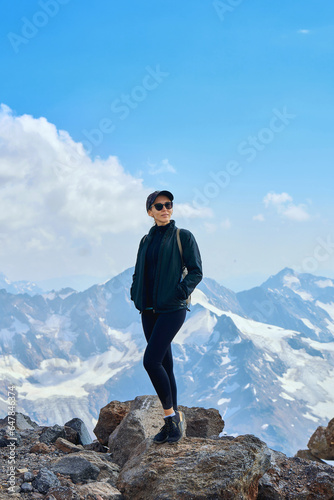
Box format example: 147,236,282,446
130,220,202,313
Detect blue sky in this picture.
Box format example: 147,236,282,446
0,0,333,291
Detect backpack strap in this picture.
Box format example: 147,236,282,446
176,228,183,264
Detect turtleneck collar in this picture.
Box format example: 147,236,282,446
148,219,175,236
156,221,171,232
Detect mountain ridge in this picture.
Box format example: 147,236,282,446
1,266,333,456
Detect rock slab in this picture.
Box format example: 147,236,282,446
108,395,225,468
117,434,271,500
51,455,100,483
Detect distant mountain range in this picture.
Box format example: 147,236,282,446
0,272,44,296
1,267,333,456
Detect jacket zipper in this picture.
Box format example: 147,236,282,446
152,227,170,313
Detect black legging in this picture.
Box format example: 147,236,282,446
142,308,187,410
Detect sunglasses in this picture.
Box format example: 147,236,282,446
152,201,173,211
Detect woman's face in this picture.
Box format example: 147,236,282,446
148,194,173,226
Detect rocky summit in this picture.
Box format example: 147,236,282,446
0,396,333,499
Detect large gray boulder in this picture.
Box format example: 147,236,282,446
108,395,224,467
108,395,168,467
117,434,271,499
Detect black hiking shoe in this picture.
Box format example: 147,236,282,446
167,410,185,444
153,419,169,444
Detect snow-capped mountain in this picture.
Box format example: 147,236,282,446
0,267,333,456
237,267,334,341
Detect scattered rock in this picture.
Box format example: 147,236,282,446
20,482,33,492
55,437,83,453
77,481,123,499
94,399,131,445
30,442,51,454
32,467,61,494
23,470,36,481
1,406,333,500
45,486,81,499
258,450,334,499
178,404,224,438
64,417,92,446
40,424,65,445
117,434,271,499
51,455,100,483
308,418,334,459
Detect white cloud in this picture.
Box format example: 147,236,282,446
0,104,151,279
253,214,265,222
147,158,176,175
298,29,311,35
281,205,310,222
263,192,292,208
173,203,213,220
263,191,310,222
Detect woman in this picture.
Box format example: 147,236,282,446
130,190,202,444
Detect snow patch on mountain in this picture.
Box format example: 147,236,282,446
315,279,334,288
191,288,228,316
17,334,142,401
300,318,321,336
293,290,314,301
176,307,216,345
283,275,301,289
315,301,334,321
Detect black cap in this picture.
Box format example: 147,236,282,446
146,190,174,211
